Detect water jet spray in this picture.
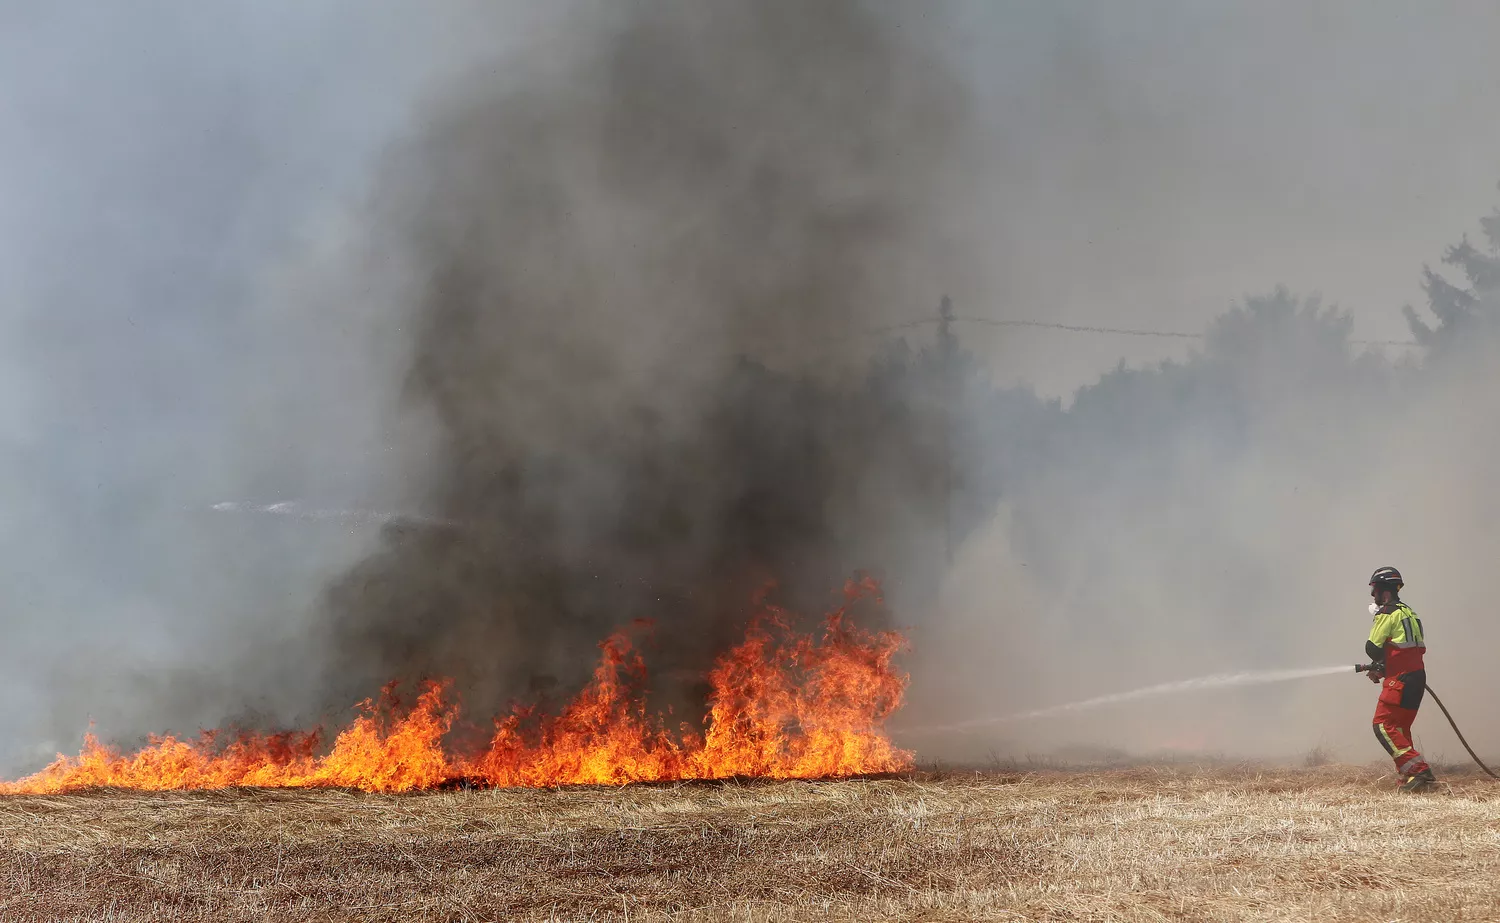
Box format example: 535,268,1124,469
897,665,1351,736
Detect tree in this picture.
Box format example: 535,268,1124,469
1403,192,1500,357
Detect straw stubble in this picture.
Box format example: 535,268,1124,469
2,765,1496,922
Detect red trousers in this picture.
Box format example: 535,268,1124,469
1373,673,1429,778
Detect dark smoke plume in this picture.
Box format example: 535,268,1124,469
316,1,970,715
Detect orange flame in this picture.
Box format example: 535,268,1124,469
1,579,910,794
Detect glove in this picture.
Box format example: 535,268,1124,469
1367,669,1383,684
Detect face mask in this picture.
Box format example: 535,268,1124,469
1369,602,1380,616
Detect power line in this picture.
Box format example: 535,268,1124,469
786,316,1199,358
954,316,1200,339
1352,337,1420,347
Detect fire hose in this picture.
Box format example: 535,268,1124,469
1356,663,1498,779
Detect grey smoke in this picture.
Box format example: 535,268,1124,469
0,1,438,768
311,0,969,718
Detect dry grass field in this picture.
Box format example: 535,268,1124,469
2,764,1498,922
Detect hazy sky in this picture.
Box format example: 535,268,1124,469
936,0,1500,394
2,1,1498,767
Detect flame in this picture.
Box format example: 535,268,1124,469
1,580,910,794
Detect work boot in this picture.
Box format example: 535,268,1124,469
1399,768,1437,792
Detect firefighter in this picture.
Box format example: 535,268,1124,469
1364,566,1436,792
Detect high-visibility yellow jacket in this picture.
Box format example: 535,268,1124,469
1366,601,1426,677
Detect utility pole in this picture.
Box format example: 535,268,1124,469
939,295,956,566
